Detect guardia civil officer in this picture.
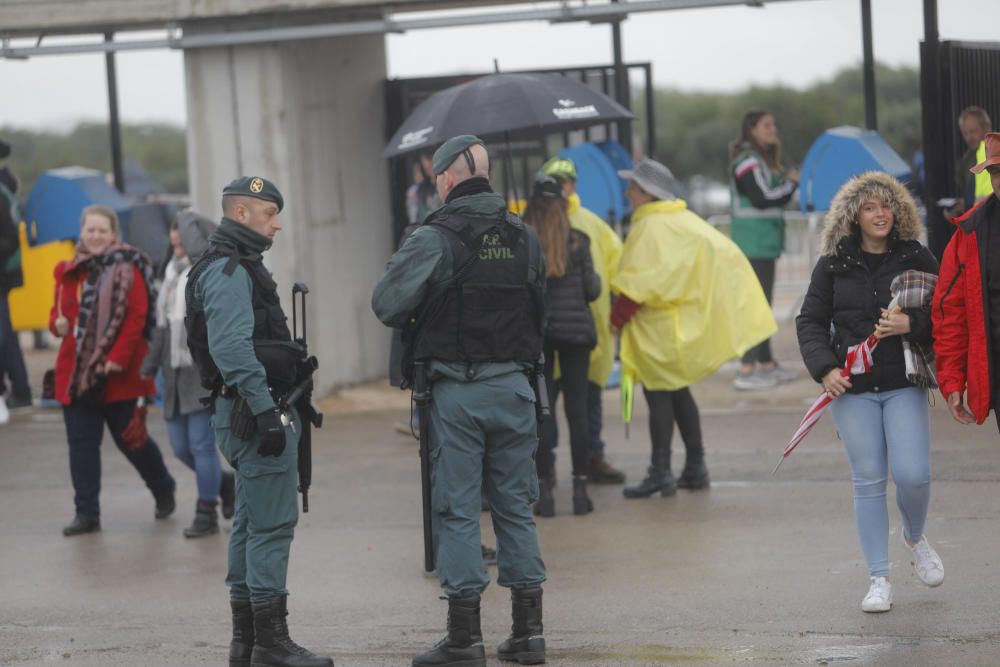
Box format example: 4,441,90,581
372,136,548,667
185,177,333,667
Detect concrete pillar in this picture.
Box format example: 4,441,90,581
184,33,393,393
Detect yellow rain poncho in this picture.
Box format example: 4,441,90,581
568,193,622,386
611,199,777,390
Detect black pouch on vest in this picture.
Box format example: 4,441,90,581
253,340,304,392
230,395,258,440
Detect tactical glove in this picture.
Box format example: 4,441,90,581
256,408,286,457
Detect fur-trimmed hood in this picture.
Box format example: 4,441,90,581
820,171,921,257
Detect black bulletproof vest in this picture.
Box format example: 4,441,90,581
411,212,543,366
185,243,296,392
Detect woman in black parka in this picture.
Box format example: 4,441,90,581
796,171,943,614
524,176,601,517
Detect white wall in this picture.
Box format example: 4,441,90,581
184,33,393,393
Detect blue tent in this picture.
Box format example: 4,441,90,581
559,140,632,223
24,167,132,246
799,126,912,213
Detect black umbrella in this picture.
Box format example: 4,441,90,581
383,72,634,158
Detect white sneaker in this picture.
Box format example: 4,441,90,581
732,370,778,391
760,364,799,384
905,534,944,587
0,396,9,425
861,576,892,612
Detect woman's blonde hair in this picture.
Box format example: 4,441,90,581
80,204,120,237
523,196,570,278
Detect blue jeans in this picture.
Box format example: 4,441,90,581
588,381,606,454
165,408,221,503
829,387,931,577
63,399,176,519
0,290,30,398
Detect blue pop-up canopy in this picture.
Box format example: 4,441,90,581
559,140,632,223
24,167,132,246
799,126,912,213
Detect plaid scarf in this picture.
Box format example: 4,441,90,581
69,241,155,400
889,269,938,389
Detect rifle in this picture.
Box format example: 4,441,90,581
412,361,435,573
280,282,323,513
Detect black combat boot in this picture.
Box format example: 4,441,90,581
571,476,593,515
412,595,486,667
533,476,555,518
183,500,219,538
623,447,676,498
220,471,236,519
230,598,254,667
62,514,100,536
676,460,710,490
497,587,545,664
251,596,334,667
155,491,176,519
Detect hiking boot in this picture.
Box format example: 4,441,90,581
155,492,176,520
861,576,892,613
904,534,944,587
412,595,485,667
230,598,254,667
623,466,676,498
220,471,236,519
676,461,710,490
62,514,101,536
533,476,554,518
572,476,593,515
588,452,626,484
183,500,219,538
251,595,333,666
497,587,545,665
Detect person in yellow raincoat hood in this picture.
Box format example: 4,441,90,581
541,157,626,484
611,158,777,498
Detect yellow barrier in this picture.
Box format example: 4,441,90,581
9,223,75,332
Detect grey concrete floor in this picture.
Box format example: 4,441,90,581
2,321,1000,666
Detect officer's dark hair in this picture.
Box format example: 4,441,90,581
959,106,992,130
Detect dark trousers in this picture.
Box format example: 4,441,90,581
0,290,29,397
537,342,591,478
63,399,176,519
643,387,703,467
551,380,606,455
741,258,775,365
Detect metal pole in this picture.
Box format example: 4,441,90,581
610,0,632,148
643,64,655,157
920,0,948,259
860,0,877,130
104,32,125,193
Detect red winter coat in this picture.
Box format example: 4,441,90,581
932,196,999,424
48,259,156,406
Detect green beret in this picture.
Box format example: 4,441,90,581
222,176,284,212
432,135,485,175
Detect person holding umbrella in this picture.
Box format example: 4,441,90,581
796,172,941,613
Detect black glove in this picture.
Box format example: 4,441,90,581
255,408,286,457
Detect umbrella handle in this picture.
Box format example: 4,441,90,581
771,452,787,476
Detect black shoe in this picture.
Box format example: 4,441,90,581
481,544,497,567
497,587,545,665
251,596,334,667
412,595,485,667
532,476,554,518
623,467,676,498
588,452,626,484
230,598,254,667
6,391,32,410
677,461,710,490
571,476,593,516
184,500,219,538
62,515,100,536
220,471,236,519
155,492,176,520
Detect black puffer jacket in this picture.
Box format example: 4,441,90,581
796,172,939,394
544,228,600,347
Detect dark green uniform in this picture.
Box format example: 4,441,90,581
372,188,547,597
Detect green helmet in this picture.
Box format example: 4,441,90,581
541,157,577,182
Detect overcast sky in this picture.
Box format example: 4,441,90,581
0,0,996,131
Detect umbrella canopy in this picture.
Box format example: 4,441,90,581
383,72,634,158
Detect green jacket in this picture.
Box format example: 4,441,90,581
729,146,796,260
372,188,546,383
188,220,276,415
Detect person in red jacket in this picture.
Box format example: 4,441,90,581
51,204,176,536
933,132,1000,426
